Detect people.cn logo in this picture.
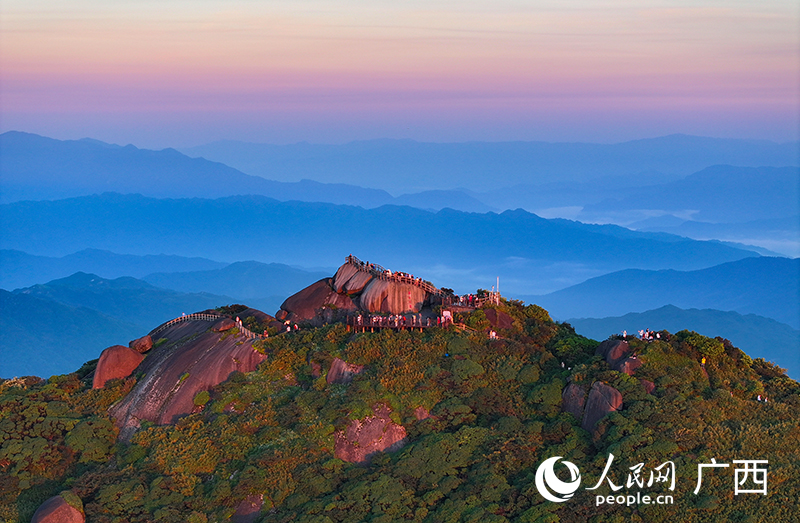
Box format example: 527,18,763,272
535,456,582,503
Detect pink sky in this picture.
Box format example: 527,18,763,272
2,1,798,148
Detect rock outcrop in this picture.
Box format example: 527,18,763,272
109,312,270,440
326,357,365,384
616,357,642,375
212,318,236,332
129,335,153,354
595,339,641,375
231,494,263,523
414,406,432,421
596,339,631,368
581,382,623,432
561,383,587,420
359,278,424,314
93,345,145,389
485,308,515,330
333,263,374,294
278,259,440,322
31,492,84,523
277,278,357,322
334,404,407,463
640,379,655,394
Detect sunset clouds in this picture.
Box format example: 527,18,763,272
2,0,798,147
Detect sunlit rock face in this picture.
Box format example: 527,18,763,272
333,263,374,294
334,404,408,463
109,313,272,440
129,335,153,354
278,261,435,322
276,278,358,323
359,278,428,314
93,345,144,389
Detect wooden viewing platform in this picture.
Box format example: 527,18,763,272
346,314,438,333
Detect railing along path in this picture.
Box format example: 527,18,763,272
149,312,262,340
345,254,444,296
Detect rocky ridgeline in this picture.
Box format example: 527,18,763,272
277,258,442,323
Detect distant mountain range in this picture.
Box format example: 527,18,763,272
578,165,800,224
4,131,796,256
0,193,762,295
181,134,799,193
0,131,492,212
0,289,142,378
0,248,227,290
13,272,234,331
629,215,800,258
567,305,799,379
0,262,334,378
0,248,328,299
1,272,242,378
527,257,800,329
142,260,329,313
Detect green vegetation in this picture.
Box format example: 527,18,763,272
0,299,797,522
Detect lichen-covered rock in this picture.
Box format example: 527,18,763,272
93,345,145,389
581,382,623,432
326,357,365,384
128,335,153,353
333,263,374,294
334,404,407,463
31,492,84,523
562,383,587,420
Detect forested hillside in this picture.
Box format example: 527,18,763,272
1,299,797,522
